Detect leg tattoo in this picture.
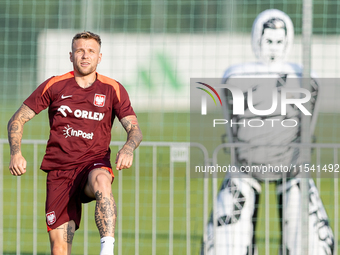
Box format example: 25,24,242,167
63,224,75,244
95,191,117,237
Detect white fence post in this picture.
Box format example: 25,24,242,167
5,140,339,254
152,145,157,255
334,149,338,255
117,144,123,255
0,142,3,255
33,143,38,255
16,175,21,255
170,145,190,255
135,148,140,255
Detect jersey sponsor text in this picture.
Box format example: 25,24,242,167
58,105,105,121
63,124,94,140
74,109,105,121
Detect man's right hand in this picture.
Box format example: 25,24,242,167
9,153,27,176
7,104,35,176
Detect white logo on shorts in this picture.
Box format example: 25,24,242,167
46,211,56,225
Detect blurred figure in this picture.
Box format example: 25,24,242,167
203,9,334,255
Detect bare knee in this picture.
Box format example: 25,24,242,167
85,169,112,198
95,171,111,186
51,245,68,255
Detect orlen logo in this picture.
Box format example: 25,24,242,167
57,105,104,121
196,82,311,116
63,124,94,140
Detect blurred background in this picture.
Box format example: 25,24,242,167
1,0,340,254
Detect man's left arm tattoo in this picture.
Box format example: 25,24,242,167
120,115,143,152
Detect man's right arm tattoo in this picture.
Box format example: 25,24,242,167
7,104,36,155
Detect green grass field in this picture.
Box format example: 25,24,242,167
1,109,340,254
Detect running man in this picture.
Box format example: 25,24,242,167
7,31,142,255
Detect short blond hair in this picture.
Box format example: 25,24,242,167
72,31,101,47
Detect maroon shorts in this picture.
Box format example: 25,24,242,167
44,159,114,232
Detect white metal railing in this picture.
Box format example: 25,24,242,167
1,139,339,255
0,139,209,255
210,143,340,255
0,139,46,255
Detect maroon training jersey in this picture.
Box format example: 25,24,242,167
24,71,135,171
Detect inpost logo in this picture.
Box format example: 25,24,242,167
196,82,312,128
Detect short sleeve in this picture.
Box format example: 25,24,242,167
24,77,54,114
113,83,135,120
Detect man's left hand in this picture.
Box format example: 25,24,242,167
115,147,134,170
